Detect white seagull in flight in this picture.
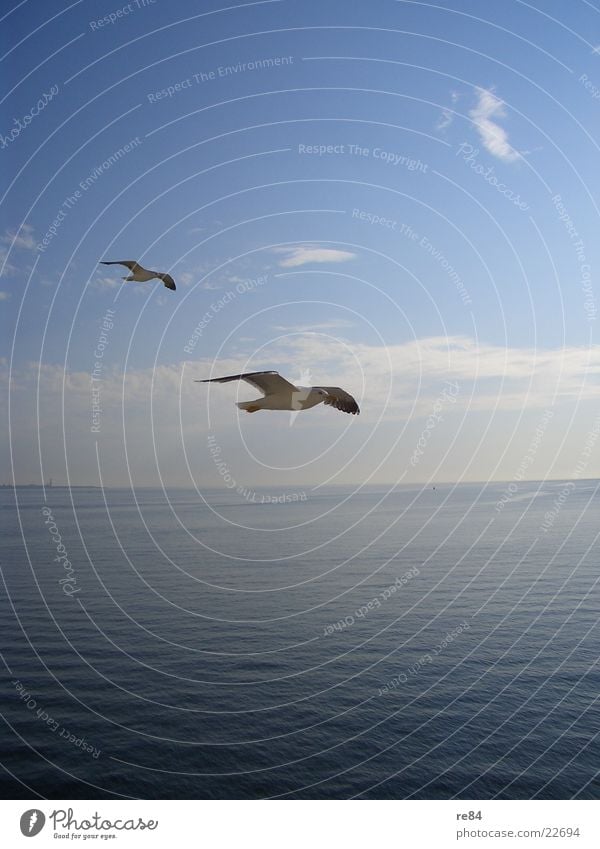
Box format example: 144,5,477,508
100,260,176,291
196,371,360,415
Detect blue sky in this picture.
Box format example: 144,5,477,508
2,0,600,487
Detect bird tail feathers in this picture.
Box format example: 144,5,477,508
236,400,262,412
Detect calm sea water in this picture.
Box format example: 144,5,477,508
1,482,599,799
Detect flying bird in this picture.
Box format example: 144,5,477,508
196,371,360,415
100,260,176,290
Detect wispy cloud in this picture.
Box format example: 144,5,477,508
1,225,37,276
272,319,354,333
180,259,226,288
273,246,356,268
2,223,37,251
469,86,520,162
437,90,459,131
0,248,17,277
178,272,195,287
4,337,599,432
3,339,599,485
267,334,600,416
0,291,11,301
92,275,119,290
437,108,453,131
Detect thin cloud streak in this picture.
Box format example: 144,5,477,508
2,224,37,251
469,87,520,162
273,246,357,267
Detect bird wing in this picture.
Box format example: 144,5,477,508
100,260,141,272
315,386,360,415
157,273,176,291
195,371,298,397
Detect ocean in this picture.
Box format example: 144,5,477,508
1,481,599,799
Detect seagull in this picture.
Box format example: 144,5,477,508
196,371,360,415
99,260,176,291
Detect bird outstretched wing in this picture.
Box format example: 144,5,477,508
100,260,141,271
315,386,360,415
195,371,298,396
157,273,176,291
